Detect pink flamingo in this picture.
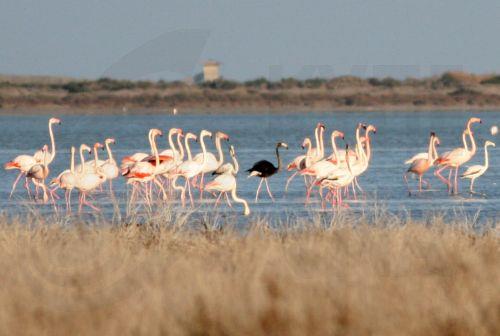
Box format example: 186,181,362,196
461,141,495,194
309,123,326,163
159,128,183,161
100,138,119,192
123,129,169,206
26,145,53,204
434,117,481,194
300,130,344,202
74,144,106,212
285,137,313,192
193,131,230,198
51,146,77,212
205,146,250,215
5,117,61,198
319,144,355,209
172,130,211,207
404,132,440,195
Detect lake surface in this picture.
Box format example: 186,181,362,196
0,111,499,224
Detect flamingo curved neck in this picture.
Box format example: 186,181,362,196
199,134,208,166
215,135,224,166
364,129,374,163
462,132,469,152
231,188,250,215
484,144,490,169
48,121,56,162
168,130,178,156
314,126,320,157
93,146,100,168
468,129,477,155
151,134,160,169
79,147,86,174
432,138,439,161
318,127,325,158
231,153,239,174
185,137,193,161
426,136,434,164
355,126,363,161
105,142,115,164
148,130,154,154
276,146,283,171
176,134,184,161
331,134,340,161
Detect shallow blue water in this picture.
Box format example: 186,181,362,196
0,110,498,223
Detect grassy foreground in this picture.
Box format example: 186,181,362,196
0,215,498,335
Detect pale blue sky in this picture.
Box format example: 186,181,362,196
1,0,499,80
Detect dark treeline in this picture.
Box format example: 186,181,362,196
1,72,499,94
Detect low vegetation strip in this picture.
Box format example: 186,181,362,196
0,215,498,335
1,71,500,111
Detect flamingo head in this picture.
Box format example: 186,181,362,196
277,142,288,149
42,144,49,152
358,123,367,130
186,133,197,142
435,137,441,146
105,138,116,145
485,140,496,147
169,128,182,136
332,130,345,140
151,129,163,137
81,144,92,154
301,137,311,149
217,131,230,141
468,117,482,126
200,130,213,139
94,142,104,151
367,125,377,134
229,145,235,157
316,123,326,131
49,117,61,125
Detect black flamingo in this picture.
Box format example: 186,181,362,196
247,142,288,202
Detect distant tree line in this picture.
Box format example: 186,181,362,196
1,72,499,94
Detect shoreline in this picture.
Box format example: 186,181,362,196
2,105,500,115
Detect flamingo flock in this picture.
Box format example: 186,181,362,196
3,116,497,215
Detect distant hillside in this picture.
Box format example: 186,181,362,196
1,72,499,112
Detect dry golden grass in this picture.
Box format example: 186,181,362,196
0,214,498,336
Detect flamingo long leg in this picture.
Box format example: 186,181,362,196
24,177,32,199
435,166,451,190
214,192,223,207
224,192,232,208
354,177,364,195
153,177,167,201
186,178,194,206
264,178,275,202
82,193,100,212
255,178,264,202
454,166,459,194
284,171,298,193
9,172,24,198
403,173,412,196
199,173,205,200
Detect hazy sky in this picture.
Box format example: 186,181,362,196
1,0,499,80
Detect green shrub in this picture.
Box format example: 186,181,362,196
62,81,90,93
480,76,500,85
